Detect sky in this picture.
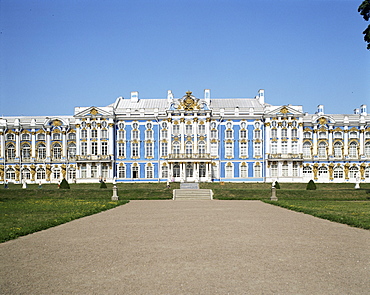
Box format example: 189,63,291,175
0,0,369,116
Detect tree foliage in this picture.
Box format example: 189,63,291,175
358,0,370,49
306,179,317,191
59,178,70,189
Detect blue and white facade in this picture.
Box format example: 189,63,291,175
1,89,369,184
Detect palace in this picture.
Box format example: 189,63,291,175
0,89,369,184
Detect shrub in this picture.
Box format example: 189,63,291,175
59,178,70,189
306,179,316,190
274,181,281,189
100,181,107,189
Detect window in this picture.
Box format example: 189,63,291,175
101,142,108,156
281,129,287,138
21,144,31,160
53,133,61,140
118,122,124,129
161,142,168,157
333,167,343,178
240,129,247,139
211,129,218,138
21,133,30,141
173,164,180,177
319,131,327,139
226,130,233,139
334,142,342,158
185,124,192,134
146,165,153,178
271,129,277,138
161,165,168,178
173,141,180,155
162,122,168,129
254,142,261,157
211,164,218,179
91,142,98,155
132,142,139,157
318,166,328,177
334,131,342,139
146,142,153,158
146,129,153,139
292,143,298,154
211,142,218,157
81,130,87,139
6,144,16,160
304,132,311,139
37,144,46,159
81,166,87,178
225,141,233,157
22,168,31,180
81,142,87,156
365,131,370,139
118,143,125,157
282,162,288,177
91,129,98,138
68,143,76,158
132,130,139,140
37,168,45,180
199,163,206,177
37,133,45,141
318,142,327,157
132,122,138,129
68,133,76,140
6,133,15,141
6,168,15,180
240,141,248,157
101,120,108,128
52,143,62,159
118,165,126,178
118,130,125,140
198,124,205,134
303,166,312,175
240,164,248,178
271,163,278,177
303,142,311,157
173,124,180,134
53,168,60,180
254,164,261,178
68,168,76,180
101,165,108,178
349,142,358,157
293,162,298,177
185,141,193,155
349,166,359,178
161,129,168,139
91,165,97,178
186,163,193,177
146,122,152,129
365,142,370,157
254,129,261,139
101,129,108,138
291,129,298,138
271,142,278,154
281,143,288,154
131,164,138,178
349,131,358,139
198,141,206,154
225,164,233,178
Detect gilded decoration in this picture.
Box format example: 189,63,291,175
318,117,327,125
178,91,200,111
90,108,98,116
52,120,62,127
280,106,289,114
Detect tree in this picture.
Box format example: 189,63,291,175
100,181,107,189
306,179,317,190
59,178,70,189
358,0,370,49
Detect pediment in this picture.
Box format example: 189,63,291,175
74,106,112,118
265,105,303,116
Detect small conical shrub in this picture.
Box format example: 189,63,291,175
59,178,70,189
274,181,281,189
306,179,316,190
100,181,107,189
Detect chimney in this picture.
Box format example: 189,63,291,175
131,91,139,103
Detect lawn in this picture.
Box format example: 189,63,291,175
1,181,369,243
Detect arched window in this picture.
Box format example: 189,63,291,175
334,131,342,139
22,168,31,180
6,133,15,141
37,133,45,140
21,133,30,141
199,163,206,177
6,144,15,160
349,142,358,158
333,167,344,179
186,163,193,177
68,168,76,180
240,163,248,178
37,168,45,180
68,133,76,140
52,132,61,141
118,165,126,178
303,132,311,139
303,166,312,175
225,163,233,178
334,142,342,158
6,168,16,180
173,163,180,177
37,143,46,159
318,166,328,177
146,164,153,178
318,142,327,157
185,141,193,155
173,141,180,155
161,165,168,178
52,143,62,159
21,143,31,160
68,143,76,159
365,142,370,157
198,141,206,155
53,168,61,180
349,166,359,178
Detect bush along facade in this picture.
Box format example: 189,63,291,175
59,178,70,189
306,179,317,190
100,181,107,189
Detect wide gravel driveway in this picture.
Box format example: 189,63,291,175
1,200,369,294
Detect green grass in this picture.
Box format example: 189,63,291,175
1,182,369,243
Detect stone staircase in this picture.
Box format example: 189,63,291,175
173,188,213,200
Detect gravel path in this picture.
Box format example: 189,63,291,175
1,200,369,295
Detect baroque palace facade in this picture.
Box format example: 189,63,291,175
0,89,369,184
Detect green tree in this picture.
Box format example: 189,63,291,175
358,0,370,49
59,178,70,189
100,181,107,189
306,179,317,190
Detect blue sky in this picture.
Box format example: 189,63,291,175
0,0,369,116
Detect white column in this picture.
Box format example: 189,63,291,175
343,128,349,156
31,130,36,159
62,128,67,159
359,128,365,155
0,129,5,158
46,128,51,158
109,123,114,157
76,125,81,156
312,128,318,156
15,130,20,158
328,128,333,156
205,119,210,154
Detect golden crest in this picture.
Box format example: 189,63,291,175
280,106,289,114
52,120,62,127
318,117,327,125
90,108,98,115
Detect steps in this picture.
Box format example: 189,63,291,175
173,189,213,200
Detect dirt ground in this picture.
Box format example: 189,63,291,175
1,200,369,294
